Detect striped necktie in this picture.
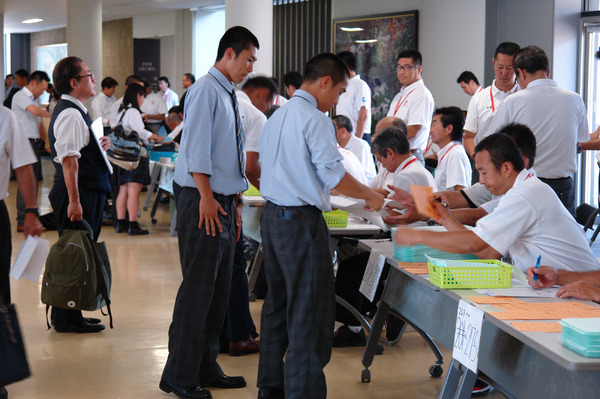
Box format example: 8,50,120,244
230,90,246,178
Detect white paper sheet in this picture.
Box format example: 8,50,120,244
474,286,560,298
10,235,50,281
329,196,395,230
359,250,386,302
91,117,113,174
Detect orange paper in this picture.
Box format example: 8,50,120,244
489,301,600,320
409,184,435,219
511,322,563,333
404,267,430,275
468,296,525,305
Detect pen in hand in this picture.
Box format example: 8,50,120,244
532,255,542,283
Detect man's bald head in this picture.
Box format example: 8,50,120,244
375,117,406,135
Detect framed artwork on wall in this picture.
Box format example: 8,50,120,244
334,11,418,129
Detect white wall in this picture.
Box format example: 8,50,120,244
193,8,225,78
332,0,486,110
133,12,176,38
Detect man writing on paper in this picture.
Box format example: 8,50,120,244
0,104,44,399
394,133,600,273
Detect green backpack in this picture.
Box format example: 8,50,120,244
41,220,113,328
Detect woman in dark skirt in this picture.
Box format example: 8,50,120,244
114,84,164,235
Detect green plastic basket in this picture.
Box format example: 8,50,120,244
244,184,261,196
427,259,512,289
322,210,348,228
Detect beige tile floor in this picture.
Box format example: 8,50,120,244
4,159,505,398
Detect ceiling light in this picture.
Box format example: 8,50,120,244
340,27,364,32
356,39,377,43
23,18,43,24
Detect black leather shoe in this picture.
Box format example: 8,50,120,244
115,220,128,233
159,379,212,399
333,325,366,347
0,385,7,399
201,375,246,389
53,321,105,333
84,317,102,324
128,221,149,235
258,386,285,399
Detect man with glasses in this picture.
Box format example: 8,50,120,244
387,49,434,164
48,57,111,333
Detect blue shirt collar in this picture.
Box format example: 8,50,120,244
208,66,234,93
292,89,318,108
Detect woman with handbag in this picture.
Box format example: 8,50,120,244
114,84,163,235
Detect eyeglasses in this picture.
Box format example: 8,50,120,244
74,73,94,81
395,64,420,72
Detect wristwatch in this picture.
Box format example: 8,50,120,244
24,207,39,216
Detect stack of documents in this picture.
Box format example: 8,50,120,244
560,318,600,357
393,243,479,263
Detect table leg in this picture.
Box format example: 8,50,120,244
247,243,263,301
361,300,389,382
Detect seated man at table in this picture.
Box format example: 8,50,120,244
385,123,536,227
527,266,600,303
333,123,437,347
369,117,406,194
393,133,600,273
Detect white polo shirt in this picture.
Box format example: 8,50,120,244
11,87,41,140
339,146,368,185
465,80,519,145
0,106,37,200
435,142,471,191
344,134,376,182
370,166,394,191
462,183,498,207
161,88,179,114
392,155,437,192
485,79,589,179
90,92,116,126
387,79,434,152
473,169,600,272
141,92,167,123
236,90,267,153
336,74,372,134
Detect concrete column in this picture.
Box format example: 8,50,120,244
225,0,273,76
66,0,102,81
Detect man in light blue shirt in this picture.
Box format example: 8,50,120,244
161,26,258,399
257,53,384,399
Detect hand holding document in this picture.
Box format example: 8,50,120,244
409,184,436,219
330,195,393,230
11,235,50,281
91,117,113,174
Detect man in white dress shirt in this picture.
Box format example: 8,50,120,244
463,42,520,158
141,82,167,133
430,106,471,191
387,49,434,164
333,114,376,182
90,76,118,132
485,45,588,216
336,51,372,142
11,70,52,230
369,117,405,194
158,76,179,116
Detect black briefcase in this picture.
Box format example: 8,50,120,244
0,298,31,386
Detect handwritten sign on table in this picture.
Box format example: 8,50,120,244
453,299,484,373
359,250,386,302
